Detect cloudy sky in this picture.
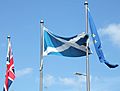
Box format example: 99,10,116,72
0,0,120,91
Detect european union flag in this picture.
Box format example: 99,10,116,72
88,9,118,68
43,27,91,57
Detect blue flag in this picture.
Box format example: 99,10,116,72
43,27,91,57
88,9,118,68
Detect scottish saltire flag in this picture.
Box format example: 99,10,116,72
88,9,118,68
3,37,15,91
43,27,91,57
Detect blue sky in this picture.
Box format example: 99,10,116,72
0,0,120,91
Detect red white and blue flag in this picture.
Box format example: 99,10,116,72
3,37,15,91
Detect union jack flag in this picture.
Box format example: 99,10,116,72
3,36,15,91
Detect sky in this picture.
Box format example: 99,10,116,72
0,0,120,91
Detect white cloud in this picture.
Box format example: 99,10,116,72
59,77,77,86
44,74,86,90
16,67,33,77
60,76,86,85
44,74,120,91
44,74,56,87
99,23,120,47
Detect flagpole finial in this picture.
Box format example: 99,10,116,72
40,19,44,23
84,1,88,5
7,36,10,39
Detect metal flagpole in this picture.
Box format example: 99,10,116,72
7,36,10,62
40,19,44,91
84,1,90,91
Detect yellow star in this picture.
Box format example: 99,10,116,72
92,34,96,38
93,40,97,44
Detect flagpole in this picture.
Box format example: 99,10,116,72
84,1,90,91
7,36,10,63
40,20,44,91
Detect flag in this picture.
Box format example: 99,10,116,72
88,9,118,68
43,27,91,57
3,36,15,91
